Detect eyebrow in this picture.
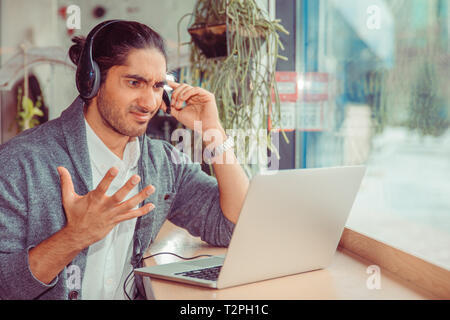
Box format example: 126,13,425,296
122,74,166,86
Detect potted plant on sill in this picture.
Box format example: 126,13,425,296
15,43,45,132
180,0,289,177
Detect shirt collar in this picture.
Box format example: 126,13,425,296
84,117,140,175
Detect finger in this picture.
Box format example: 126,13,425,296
174,85,197,109
113,184,155,213
166,79,181,90
114,203,155,224
108,174,142,204
176,86,202,108
57,166,76,202
93,167,119,196
171,84,190,110
168,104,180,118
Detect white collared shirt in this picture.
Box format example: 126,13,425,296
82,118,140,300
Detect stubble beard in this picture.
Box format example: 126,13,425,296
96,87,148,138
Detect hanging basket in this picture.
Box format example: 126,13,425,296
188,22,266,59
188,23,228,58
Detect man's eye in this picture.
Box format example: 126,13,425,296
128,80,141,88
154,83,165,89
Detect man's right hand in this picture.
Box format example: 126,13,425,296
57,166,155,249
28,166,155,285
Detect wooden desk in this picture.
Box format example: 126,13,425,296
141,221,436,300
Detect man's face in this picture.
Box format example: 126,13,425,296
95,48,167,138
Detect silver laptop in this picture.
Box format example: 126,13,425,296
135,166,366,289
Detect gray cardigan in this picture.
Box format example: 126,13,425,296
0,96,234,300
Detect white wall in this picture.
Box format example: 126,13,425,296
0,0,197,121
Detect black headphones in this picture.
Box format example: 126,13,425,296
76,20,121,100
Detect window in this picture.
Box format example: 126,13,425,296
289,0,450,269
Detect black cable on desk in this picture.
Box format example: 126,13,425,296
123,252,213,300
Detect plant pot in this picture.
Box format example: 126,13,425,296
188,23,266,59
188,23,228,58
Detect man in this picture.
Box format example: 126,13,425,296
0,20,249,300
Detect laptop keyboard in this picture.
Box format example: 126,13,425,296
175,265,222,281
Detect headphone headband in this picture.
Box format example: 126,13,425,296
76,20,122,100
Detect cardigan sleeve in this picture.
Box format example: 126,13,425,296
0,170,59,299
163,142,235,247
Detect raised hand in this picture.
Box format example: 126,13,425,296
161,80,223,133
57,166,155,247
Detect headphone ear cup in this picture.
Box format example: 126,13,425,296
76,20,120,100
90,61,101,98
76,57,99,100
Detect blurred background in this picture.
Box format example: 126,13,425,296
0,0,449,270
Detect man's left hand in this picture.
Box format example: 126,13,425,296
161,80,224,135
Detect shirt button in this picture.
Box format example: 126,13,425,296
68,290,78,300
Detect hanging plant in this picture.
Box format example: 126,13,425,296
182,0,289,177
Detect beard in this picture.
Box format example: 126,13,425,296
96,87,151,138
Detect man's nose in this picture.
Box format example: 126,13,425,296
138,90,159,112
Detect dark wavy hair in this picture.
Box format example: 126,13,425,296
69,20,167,99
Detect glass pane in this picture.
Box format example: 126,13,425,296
298,0,450,269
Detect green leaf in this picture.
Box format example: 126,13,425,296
22,96,33,109
33,108,44,117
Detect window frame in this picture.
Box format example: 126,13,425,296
339,227,450,299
